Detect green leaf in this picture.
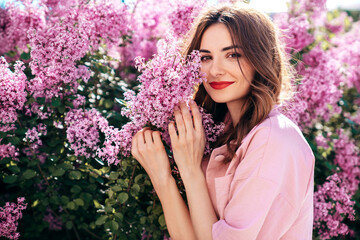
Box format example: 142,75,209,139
69,171,82,180
80,192,92,203
65,221,73,230
8,166,20,173
23,169,36,179
51,98,61,107
20,51,30,60
95,215,108,226
67,201,76,210
70,185,82,194
104,205,113,213
109,220,119,231
61,196,70,204
25,97,36,106
58,105,65,114
109,172,119,180
93,200,102,208
117,192,129,204
74,198,84,207
114,212,123,221
158,214,166,227
134,174,143,183
9,137,21,145
53,168,66,177
3,175,17,184
130,183,140,197
111,185,122,192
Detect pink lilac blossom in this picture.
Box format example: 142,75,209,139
118,0,169,68
314,173,355,239
273,12,314,54
0,1,45,56
43,208,62,231
281,45,343,128
24,102,52,120
168,0,205,38
0,57,27,126
120,39,224,156
65,108,108,158
27,10,91,100
24,123,47,153
0,143,19,161
79,0,129,50
332,130,360,196
329,21,360,92
0,197,27,240
72,95,86,109
325,12,350,34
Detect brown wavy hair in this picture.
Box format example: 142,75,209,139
183,3,293,163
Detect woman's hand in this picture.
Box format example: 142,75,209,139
169,100,206,180
131,128,172,188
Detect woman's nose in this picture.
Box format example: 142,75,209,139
209,58,225,78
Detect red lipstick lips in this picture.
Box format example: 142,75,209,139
209,81,235,90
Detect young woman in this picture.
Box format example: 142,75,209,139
131,3,315,240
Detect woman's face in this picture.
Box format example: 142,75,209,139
199,23,255,107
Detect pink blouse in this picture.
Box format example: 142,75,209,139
203,107,315,239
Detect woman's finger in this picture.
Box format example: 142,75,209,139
152,131,164,149
168,121,179,143
144,129,153,145
179,101,194,132
189,100,204,131
131,133,138,156
174,105,186,136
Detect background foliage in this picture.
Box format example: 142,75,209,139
0,0,359,239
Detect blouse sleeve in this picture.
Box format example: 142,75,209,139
211,116,314,239
212,177,296,239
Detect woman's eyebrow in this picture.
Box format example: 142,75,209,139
221,45,241,51
199,46,242,53
199,49,211,53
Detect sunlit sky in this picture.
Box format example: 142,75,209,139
249,0,360,13
0,0,359,11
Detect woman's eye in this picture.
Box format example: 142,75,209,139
201,56,211,62
229,53,242,58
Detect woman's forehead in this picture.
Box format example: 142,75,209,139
200,23,234,50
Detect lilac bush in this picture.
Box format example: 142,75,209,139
0,0,359,239
0,198,27,240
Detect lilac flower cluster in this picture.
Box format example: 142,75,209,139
120,39,224,156
282,45,343,127
28,11,91,100
118,0,169,68
0,143,18,161
0,1,45,56
168,0,205,38
79,0,129,49
0,197,27,240
330,21,360,93
274,13,314,54
0,57,26,126
314,173,355,239
24,123,48,154
43,208,62,231
332,131,360,196
65,109,108,158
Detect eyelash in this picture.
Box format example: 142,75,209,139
200,53,242,62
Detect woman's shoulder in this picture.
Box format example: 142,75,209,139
230,106,314,180
243,106,309,150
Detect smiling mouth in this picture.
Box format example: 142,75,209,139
209,81,235,90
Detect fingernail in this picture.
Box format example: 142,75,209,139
190,99,195,104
